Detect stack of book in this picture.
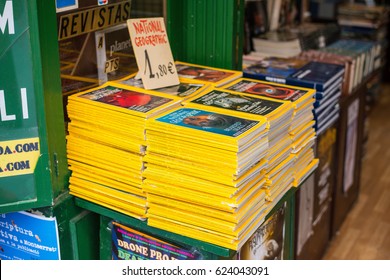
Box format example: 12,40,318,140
337,3,388,30
66,83,181,219
297,50,355,95
181,88,296,208
249,23,340,58
143,106,270,250
221,78,318,190
337,3,388,77
243,56,345,136
323,39,380,90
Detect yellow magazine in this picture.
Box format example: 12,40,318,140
182,88,292,124
147,215,238,249
147,206,269,251
143,150,266,179
147,191,266,224
67,151,143,182
143,176,266,214
68,82,182,119
146,123,268,154
175,61,242,87
115,72,212,100
221,77,316,109
69,177,146,206
290,120,315,138
143,165,265,198
146,106,268,151
67,104,147,137
67,134,144,169
69,188,147,220
67,122,146,153
67,98,148,127
143,155,267,187
147,204,237,235
68,159,143,188
69,168,144,197
67,118,146,146
291,131,316,153
293,159,319,187
145,138,268,168
147,189,267,238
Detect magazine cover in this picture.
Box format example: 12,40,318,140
222,78,315,105
112,222,201,260
184,89,289,121
239,203,286,260
153,107,261,138
0,211,60,260
69,83,180,118
175,61,242,87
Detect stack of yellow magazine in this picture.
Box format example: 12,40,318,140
143,106,270,250
221,78,319,189
175,61,243,87
182,87,296,203
66,82,181,219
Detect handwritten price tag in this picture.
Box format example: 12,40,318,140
127,17,179,90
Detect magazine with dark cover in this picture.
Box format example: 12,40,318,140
183,89,288,120
112,222,201,260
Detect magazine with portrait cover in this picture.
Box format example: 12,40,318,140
146,107,268,150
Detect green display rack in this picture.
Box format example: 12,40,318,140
0,0,68,213
166,0,244,70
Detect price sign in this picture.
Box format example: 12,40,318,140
127,17,179,90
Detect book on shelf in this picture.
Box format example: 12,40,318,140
296,50,354,95
337,3,389,29
324,39,377,89
243,57,345,92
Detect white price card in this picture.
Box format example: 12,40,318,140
127,17,179,90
